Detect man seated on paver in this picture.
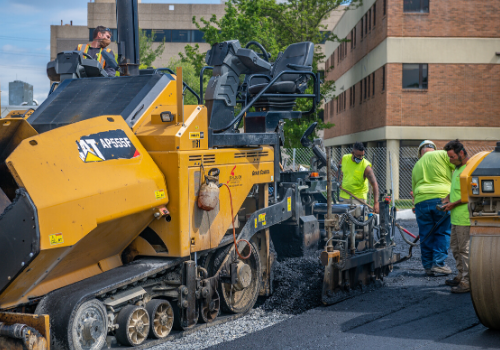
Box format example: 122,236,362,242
442,140,471,293
412,140,455,276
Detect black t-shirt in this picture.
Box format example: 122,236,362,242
75,46,117,77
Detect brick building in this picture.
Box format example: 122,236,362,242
322,0,500,198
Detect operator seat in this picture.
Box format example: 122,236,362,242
247,42,314,111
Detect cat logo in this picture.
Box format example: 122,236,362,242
77,129,140,163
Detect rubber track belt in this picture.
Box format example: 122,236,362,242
35,257,185,350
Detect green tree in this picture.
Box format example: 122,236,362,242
166,58,208,106
181,0,360,147
139,29,165,69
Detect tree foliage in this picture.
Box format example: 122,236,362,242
180,0,360,147
166,58,210,106
139,29,165,69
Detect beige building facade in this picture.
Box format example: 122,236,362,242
50,0,344,70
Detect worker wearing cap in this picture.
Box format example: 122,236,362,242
412,140,455,276
339,142,379,213
75,26,117,77
442,140,471,293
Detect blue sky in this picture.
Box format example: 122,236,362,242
0,0,220,105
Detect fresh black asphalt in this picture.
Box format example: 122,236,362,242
209,220,500,350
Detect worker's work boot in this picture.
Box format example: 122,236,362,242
431,265,452,275
451,281,470,294
445,276,461,286
425,269,435,276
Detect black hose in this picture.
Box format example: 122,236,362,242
420,212,450,245
396,224,419,247
346,211,374,227
395,212,449,264
394,235,420,265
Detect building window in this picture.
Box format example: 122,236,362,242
382,66,386,91
192,30,206,43
364,78,367,99
373,4,376,26
383,0,387,15
344,91,346,111
172,30,191,42
367,75,370,97
372,72,375,95
402,64,428,89
354,26,357,47
360,81,363,104
404,0,429,13
368,9,372,31
360,18,364,39
89,28,206,43
365,14,368,35
353,84,356,105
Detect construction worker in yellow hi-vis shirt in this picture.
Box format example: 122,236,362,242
339,142,380,214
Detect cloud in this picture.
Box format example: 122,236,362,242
2,44,28,53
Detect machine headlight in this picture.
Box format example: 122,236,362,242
471,177,479,195
160,111,174,122
482,180,494,193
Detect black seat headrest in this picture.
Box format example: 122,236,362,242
272,42,314,83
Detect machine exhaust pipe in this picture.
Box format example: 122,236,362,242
116,0,140,76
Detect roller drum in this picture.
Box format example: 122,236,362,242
470,235,500,329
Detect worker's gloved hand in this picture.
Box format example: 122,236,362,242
373,202,379,214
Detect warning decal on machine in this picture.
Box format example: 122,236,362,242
155,189,166,200
189,132,204,139
287,197,291,212
76,129,140,163
49,233,64,245
258,213,266,226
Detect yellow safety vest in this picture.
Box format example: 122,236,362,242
77,44,112,68
340,154,372,201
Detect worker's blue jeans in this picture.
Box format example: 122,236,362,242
415,198,451,269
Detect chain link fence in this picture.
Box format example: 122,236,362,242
281,146,495,209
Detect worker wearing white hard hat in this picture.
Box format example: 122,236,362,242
417,140,437,158
412,140,454,276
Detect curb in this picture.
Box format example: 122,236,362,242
396,208,416,220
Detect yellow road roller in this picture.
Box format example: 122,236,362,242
460,143,500,329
